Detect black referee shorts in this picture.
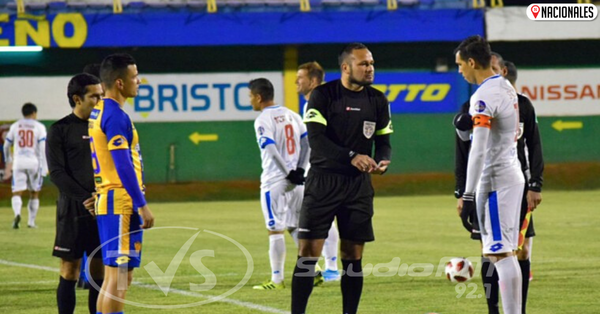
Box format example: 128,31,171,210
471,184,535,240
298,170,375,242
52,195,102,260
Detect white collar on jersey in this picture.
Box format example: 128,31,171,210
479,74,502,86
263,105,281,110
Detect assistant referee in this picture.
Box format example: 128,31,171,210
291,43,393,314
47,73,104,314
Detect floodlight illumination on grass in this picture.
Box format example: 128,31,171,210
0,46,43,52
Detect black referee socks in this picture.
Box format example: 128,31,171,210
291,256,318,314
481,257,500,314
341,259,363,314
519,259,531,314
57,276,77,314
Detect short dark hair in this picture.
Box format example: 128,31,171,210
83,63,101,80
503,61,518,85
67,73,102,108
22,103,37,117
491,52,503,64
298,61,325,84
338,43,368,66
100,53,136,89
248,78,274,102
454,35,492,69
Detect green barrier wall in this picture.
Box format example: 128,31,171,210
122,114,599,183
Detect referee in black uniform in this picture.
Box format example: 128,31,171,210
292,43,393,314
454,56,544,314
47,73,104,314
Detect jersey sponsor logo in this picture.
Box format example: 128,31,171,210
475,100,487,113
346,107,361,111
82,135,90,139
363,121,376,139
90,109,100,120
489,243,504,252
54,246,71,252
135,241,142,253
257,126,265,135
116,256,131,265
298,228,311,232
273,115,287,123
108,135,128,150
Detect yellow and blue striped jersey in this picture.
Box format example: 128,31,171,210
88,98,145,215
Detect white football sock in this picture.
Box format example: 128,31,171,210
11,196,22,216
28,199,39,226
495,255,522,314
322,222,339,271
269,234,286,284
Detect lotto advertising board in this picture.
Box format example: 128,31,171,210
318,72,471,115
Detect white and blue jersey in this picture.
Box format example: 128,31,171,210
254,105,307,187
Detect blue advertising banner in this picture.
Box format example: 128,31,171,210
301,72,470,115
0,9,483,48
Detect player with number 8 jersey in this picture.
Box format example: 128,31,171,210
249,78,310,290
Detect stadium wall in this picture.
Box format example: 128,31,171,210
2,40,600,202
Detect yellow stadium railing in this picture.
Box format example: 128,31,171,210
16,0,25,14
300,0,310,12
207,0,217,13
473,0,505,8
387,0,397,11
113,0,123,13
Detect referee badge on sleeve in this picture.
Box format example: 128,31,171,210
363,121,376,139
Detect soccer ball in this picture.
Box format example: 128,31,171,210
445,257,474,283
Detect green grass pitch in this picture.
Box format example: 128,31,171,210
1,190,598,313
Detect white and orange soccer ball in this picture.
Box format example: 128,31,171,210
445,257,474,283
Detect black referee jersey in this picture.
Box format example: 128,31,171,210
46,113,95,200
304,80,392,176
454,94,545,198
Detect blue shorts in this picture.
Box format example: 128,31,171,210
96,213,143,268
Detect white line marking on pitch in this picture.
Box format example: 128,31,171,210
0,280,56,285
0,259,289,314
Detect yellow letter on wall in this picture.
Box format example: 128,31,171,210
0,13,9,46
15,19,50,47
52,13,87,48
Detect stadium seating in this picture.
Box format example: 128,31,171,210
0,0,476,13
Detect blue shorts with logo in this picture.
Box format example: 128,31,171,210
96,213,143,268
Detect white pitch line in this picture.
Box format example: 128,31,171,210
134,282,288,314
0,259,60,272
0,280,56,285
0,259,289,314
